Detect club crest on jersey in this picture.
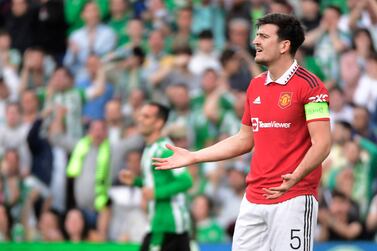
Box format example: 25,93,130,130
278,92,292,109
251,118,259,132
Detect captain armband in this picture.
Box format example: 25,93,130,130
304,102,330,121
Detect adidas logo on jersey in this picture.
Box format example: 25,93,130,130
253,96,261,104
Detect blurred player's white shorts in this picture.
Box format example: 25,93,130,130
232,194,318,251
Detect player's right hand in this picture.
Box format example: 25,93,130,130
153,144,195,170
118,169,135,185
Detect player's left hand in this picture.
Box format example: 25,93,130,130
262,173,298,199
142,187,155,201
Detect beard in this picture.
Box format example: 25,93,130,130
255,56,268,66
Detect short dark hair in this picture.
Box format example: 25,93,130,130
351,28,376,53
331,189,349,201
132,46,145,64
55,66,74,80
203,67,218,77
325,5,342,16
271,0,293,12
173,46,192,55
220,48,236,66
334,120,352,131
198,30,213,40
149,102,170,124
256,13,305,56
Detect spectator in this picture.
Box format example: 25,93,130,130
268,0,293,14
300,0,321,38
299,0,322,55
64,0,109,33
26,108,54,188
45,67,84,143
4,0,35,54
192,0,225,49
33,0,67,64
0,29,21,70
341,28,376,102
108,0,132,47
64,1,116,76
121,88,146,125
329,87,354,126
108,150,148,243
19,47,55,93
65,119,143,238
322,120,353,187
189,30,221,76
206,160,246,238
317,189,362,241
352,105,377,143
304,5,350,84
106,46,147,103
104,19,148,64
150,46,199,102
0,149,22,221
37,209,64,242
142,0,171,35
226,0,250,23
0,30,20,101
66,120,112,241
338,0,377,45
76,55,113,124
225,19,262,91
0,103,30,176
218,91,245,139
64,208,89,242
328,138,377,217
227,18,252,54
171,6,197,51
192,194,226,243
143,29,175,102
166,84,193,142
105,99,124,144
353,53,377,115
191,68,234,150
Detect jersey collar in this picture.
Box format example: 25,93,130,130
265,60,299,85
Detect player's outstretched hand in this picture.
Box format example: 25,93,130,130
153,144,195,170
262,173,298,199
119,169,135,186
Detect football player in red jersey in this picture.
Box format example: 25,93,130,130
154,13,331,251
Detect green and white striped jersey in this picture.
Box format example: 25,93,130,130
139,137,192,234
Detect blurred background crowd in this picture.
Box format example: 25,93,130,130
0,0,377,245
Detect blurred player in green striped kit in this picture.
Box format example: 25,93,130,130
119,102,193,251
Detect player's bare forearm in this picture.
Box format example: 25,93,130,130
153,124,253,170
263,120,331,199
194,124,254,163
291,121,331,183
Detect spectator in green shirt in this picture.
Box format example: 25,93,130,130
192,194,225,243
108,0,132,47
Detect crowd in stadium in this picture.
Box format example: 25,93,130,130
0,0,377,245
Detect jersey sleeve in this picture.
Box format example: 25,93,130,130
154,146,193,200
241,84,252,126
300,77,330,123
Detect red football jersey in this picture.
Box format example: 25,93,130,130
241,62,330,204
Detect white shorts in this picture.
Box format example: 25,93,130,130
232,195,318,251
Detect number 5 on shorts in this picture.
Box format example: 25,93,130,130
290,229,301,249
